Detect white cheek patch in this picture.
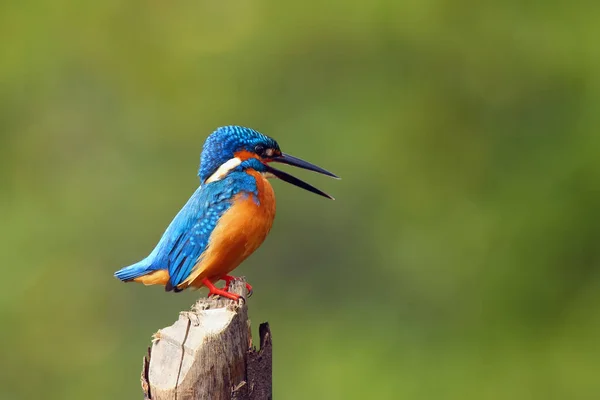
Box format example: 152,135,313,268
205,157,242,183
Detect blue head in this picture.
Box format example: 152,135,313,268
198,125,339,199
199,126,279,181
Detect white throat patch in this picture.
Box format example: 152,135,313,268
205,157,242,184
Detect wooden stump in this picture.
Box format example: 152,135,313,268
141,278,272,400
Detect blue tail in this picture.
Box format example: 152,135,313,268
114,260,156,282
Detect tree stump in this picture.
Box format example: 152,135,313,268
141,278,272,400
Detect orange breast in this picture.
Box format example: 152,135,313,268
181,170,276,289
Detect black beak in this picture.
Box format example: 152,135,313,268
265,153,339,200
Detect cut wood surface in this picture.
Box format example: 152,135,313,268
141,278,272,400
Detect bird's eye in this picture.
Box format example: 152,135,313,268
254,145,265,155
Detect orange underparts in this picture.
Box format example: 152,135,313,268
181,182,276,289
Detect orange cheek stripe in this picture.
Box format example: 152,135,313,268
234,150,261,161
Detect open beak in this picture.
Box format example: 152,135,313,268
265,153,339,200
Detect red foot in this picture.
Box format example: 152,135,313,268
222,275,253,296
201,278,241,301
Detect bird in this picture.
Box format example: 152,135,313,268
114,125,338,301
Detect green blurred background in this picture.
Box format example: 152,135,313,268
2,1,600,399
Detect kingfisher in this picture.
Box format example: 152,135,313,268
114,126,338,301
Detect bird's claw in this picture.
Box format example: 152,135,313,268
208,291,246,304
221,275,253,297
204,277,251,302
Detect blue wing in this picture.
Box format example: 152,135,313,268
163,188,232,289
114,184,229,286
114,171,260,290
